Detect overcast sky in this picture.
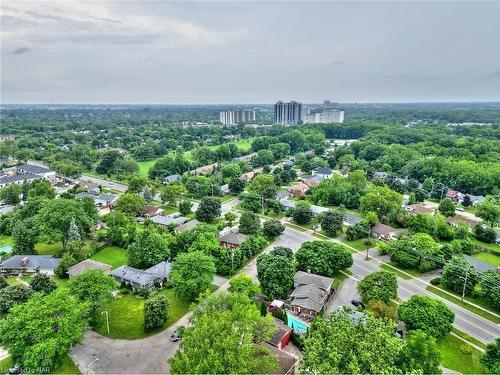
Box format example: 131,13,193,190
1,1,500,104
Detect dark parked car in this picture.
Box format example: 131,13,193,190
171,327,183,342
8,365,22,375
351,300,365,309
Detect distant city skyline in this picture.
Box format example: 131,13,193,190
2,1,500,104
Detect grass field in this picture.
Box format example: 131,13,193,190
473,251,500,266
0,235,13,247
90,246,128,269
472,239,500,254
136,137,255,176
437,334,488,374
0,354,80,374
94,288,190,339
35,240,94,257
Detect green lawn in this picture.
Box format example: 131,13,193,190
35,240,94,257
0,354,80,374
473,252,500,266
437,334,489,374
380,264,413,280
5,277,26,286
159,205,179,215
137,159,157,176
52,276,70,288
452,328,486,350
426,285,500,324
90,246,128,269
472,239,500,254
94,288,190,339
341,238,379,252
0,235,13,247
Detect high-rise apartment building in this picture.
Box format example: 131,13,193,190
219,109,256,125
274,101,303,125
303,109,344,124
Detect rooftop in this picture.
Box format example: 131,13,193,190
0,255,61,270
16,164,53,175
67,259,111,277
219,230,248,245
110,265,159,286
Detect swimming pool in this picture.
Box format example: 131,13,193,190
0,245,12,254
286,313,309,333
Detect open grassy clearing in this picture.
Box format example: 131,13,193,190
90,246,128,269
94,287,191,339
451,328,487,350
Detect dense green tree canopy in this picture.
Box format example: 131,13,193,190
169,292,278,374
357,270,398,304
295,240,353,277
170,251,216,301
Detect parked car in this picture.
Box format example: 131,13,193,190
8,365,22,375
171,327,183,342
351,300,365,309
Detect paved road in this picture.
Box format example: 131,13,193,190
81,175,128,192
347,252,500,344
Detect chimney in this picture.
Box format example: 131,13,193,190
21,257,29,267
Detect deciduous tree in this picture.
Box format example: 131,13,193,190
256,252,294,299
144,294,169,332
128,226,170,268
357,270,397,304
195,197,221,223
170,251,215,301
295,240,353,277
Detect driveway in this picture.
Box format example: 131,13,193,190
325,274,359,315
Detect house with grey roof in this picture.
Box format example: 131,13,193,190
163,174,181,184
312,167,333,179
67,259,112,278
289,271,334,320
174,219,200,233
0,173,39,189
219,230,248,248
0,255,61,276
277,190,291,201
372,223,401,241
151,214,188,228
16,163,56,183
110,262,170,291
344,213,363,226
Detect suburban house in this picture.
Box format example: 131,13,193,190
0,255,61,276
143,205,165,218
267,318,292,350
75,192,118,215
301,175,321,188
110,261,171,290
277,190,292,201
221,184,230,195
262,343,297,375
174,219,200,233
240,168,264,182
446,189,462,203
406,203,434,215
344,213,363,227
219,230,248,248
462,194,485,206
287,182,309,197
289,271,334,321
0,204,14,215
371,223,400,241
163,174,180,184
446,215,482,229
78,180,100,194
0,173,39,189
151,214,188,228
16,163,57,183
67,259,111,278
312,167,333,179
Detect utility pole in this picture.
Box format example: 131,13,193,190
101,310,110,335
365,229,371,260
461,267,469,302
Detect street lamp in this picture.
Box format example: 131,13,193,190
101,310,110,335
86,358,99,375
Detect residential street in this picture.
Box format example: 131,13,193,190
70,199,499,374
81,175,128,192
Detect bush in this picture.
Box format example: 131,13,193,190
430,277,441,285
29,273,57,294
144,294,169,332
262,219,285,239
55,253,77,278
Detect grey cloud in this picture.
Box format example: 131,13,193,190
12,47,30,55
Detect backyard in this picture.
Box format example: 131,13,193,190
93,287,190,339
90,246,128,269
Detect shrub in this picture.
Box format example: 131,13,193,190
144,294,169,332
430,277,442,285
